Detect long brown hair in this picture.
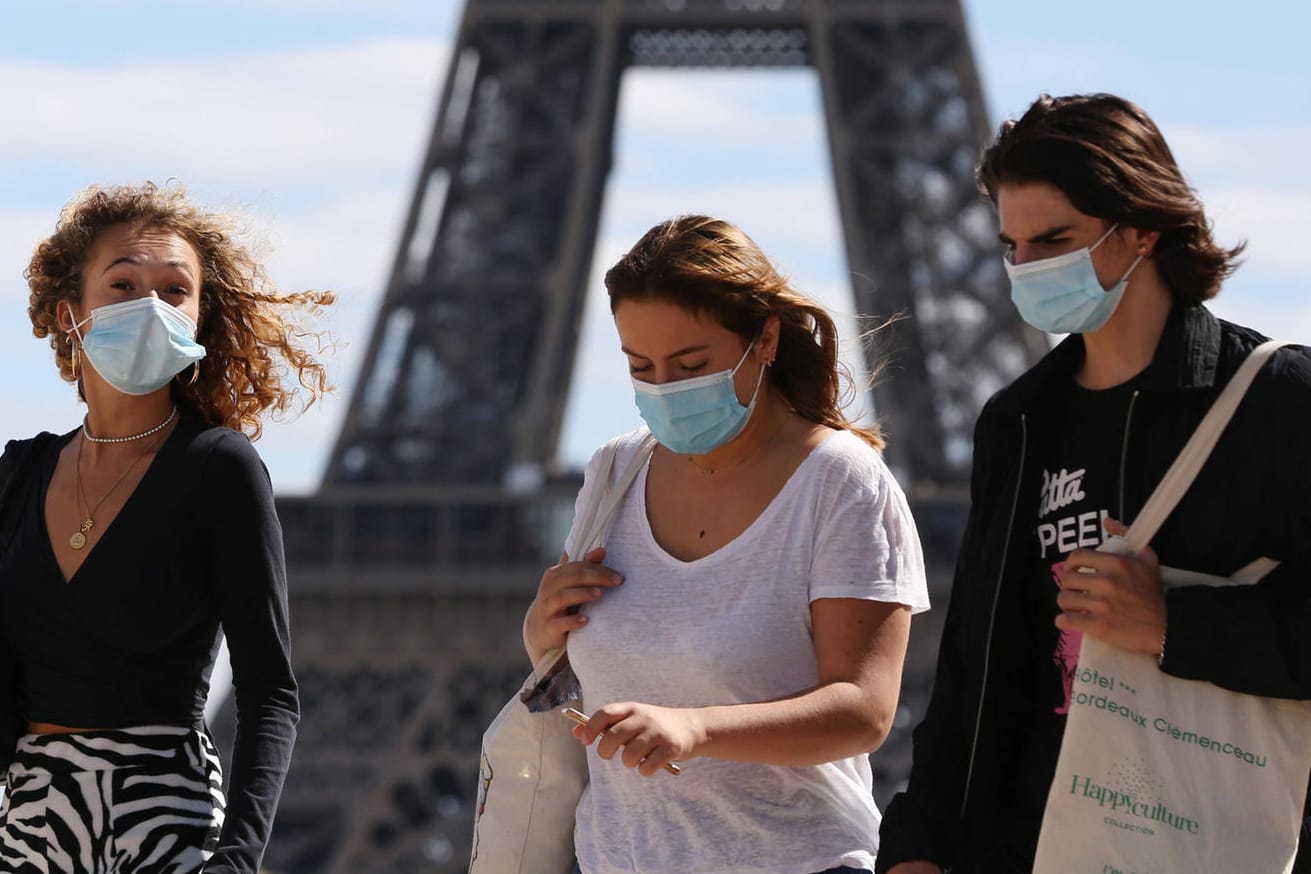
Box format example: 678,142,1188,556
26,181,333,439
604,215,882,450
977,93,1243,304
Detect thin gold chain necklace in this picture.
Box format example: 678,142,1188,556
685,422,781,475
69,426,170,551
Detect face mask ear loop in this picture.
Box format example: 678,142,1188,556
1089,223,1144,292
1089,222,1120,253
1117,253,1146,288
64,301,91,344
62,301,87,380
729,338,758,377
744,353,768,409
729,337,768,410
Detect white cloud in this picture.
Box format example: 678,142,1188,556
1168,125,1311,182
0,212,53,300
1205,186,1311,279
617,69,821,155
0,38,447,189
600,177,843,267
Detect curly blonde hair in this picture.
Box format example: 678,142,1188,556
26,182,333,439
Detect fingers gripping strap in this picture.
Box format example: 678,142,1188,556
1121,340,1288,553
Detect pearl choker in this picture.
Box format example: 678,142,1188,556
82,406,178,444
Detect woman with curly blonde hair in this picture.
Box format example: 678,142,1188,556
0,182,332,874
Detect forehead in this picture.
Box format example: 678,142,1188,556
613,298,735,349
996,181,1091,235
85,222,201,273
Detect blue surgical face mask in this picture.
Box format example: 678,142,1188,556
66,296,207,396
632,340,766,455
1004,223,1144,334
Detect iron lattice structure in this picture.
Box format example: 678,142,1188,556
252,2,1045,872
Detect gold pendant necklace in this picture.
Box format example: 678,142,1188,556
69,423,170,552
69,523,90,550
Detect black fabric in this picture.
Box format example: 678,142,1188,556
876,304,1311,873
994,378,1138,867
0,418,298,874
0,433,59,783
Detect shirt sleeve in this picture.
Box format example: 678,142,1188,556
201,430,299,874
808,437,930,613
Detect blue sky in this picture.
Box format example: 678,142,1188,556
2,0,1308,493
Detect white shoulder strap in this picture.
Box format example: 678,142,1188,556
532,433,657,678
571,433,657,555
1120,340,1288,553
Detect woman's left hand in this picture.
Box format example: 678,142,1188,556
572,702,707,777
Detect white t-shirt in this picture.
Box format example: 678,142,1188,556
565,427,930,874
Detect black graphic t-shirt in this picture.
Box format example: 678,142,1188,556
999,375,1141,865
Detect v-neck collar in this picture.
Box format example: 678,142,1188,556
40,420,187,586
638,429,845,567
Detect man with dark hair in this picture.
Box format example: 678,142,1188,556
876,93,1311,873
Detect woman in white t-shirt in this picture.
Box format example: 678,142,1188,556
524,215,930,874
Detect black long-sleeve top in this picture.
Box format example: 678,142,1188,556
0,417,298,874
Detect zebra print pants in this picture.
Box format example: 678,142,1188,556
0,726,225,873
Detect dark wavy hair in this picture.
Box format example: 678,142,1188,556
604,215,882,450
26,181,333,439
977,93,1243,303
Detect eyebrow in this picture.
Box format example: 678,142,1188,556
620,343,711,360
102,255,196,278
998,224,1076,247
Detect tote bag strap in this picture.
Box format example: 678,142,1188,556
1120,340,1288,553
531,433,658,680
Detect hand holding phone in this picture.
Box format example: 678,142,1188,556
562,707,683,775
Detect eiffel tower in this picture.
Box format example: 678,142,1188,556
250,2,1044,871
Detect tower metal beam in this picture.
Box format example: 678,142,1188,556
262,2,1043,871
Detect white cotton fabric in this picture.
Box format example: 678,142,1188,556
565,427,930,874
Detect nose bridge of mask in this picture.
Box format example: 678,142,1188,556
72,295,196,337
632,338,757,398
1004,222,1122,282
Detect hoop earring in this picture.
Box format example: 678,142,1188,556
185,362,200,385
70,343,80,380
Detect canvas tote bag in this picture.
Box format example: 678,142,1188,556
469,434,656,874
1035,340,1311,873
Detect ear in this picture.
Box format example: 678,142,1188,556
758,314,782,365
1130,227,1161,257
56,298,79,334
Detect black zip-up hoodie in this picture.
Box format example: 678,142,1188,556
877,304,1311,872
